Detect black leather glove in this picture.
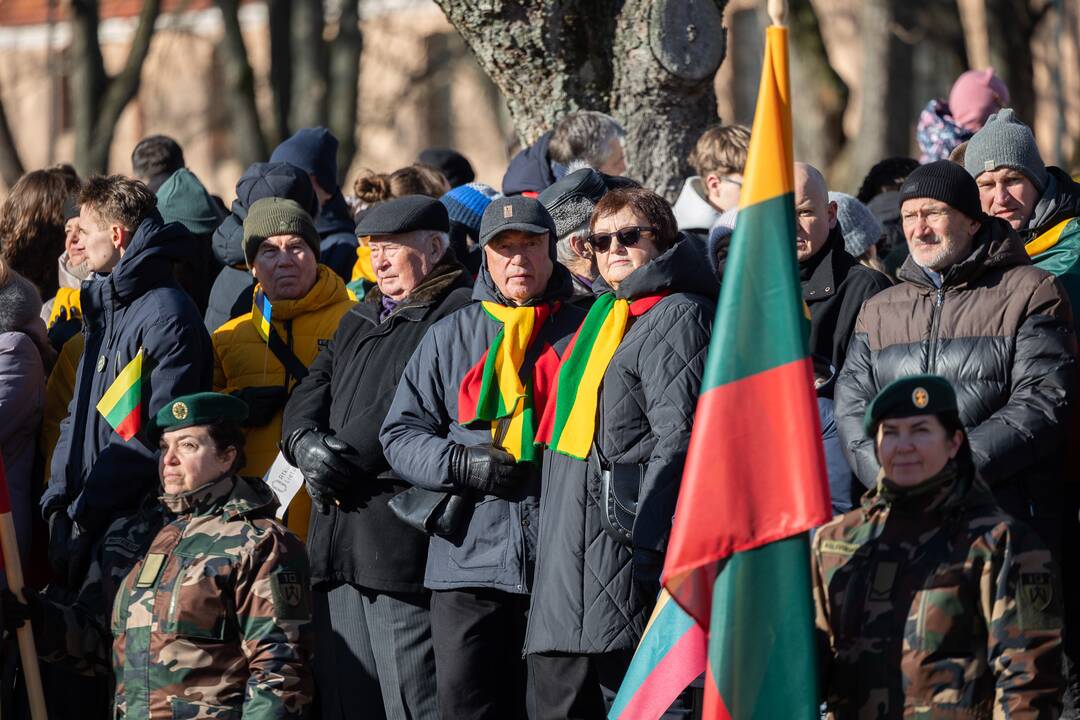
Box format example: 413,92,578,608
290,430,355,512
66,521,94,590
1,588,41,634
233,386,291,427
47,510,72,582
632,549,664,611
47,309,81,353
449,444,529,499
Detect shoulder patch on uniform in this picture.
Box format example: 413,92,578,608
270,570,310,621
1018,572,1058,631
820,539,860,556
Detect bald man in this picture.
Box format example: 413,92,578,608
795,162,892,384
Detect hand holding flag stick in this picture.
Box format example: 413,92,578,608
0,456,47,719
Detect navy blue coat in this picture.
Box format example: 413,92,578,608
315,192,359,283
42,211,213,531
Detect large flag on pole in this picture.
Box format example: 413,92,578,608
661,15,833,720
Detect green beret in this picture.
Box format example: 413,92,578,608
153,392,249,435
864,374,958,437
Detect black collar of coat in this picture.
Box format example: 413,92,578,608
801,226,855,302
362,249,471,322
590,233,719,300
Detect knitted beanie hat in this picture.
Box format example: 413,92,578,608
829,192,883,257
440,183,501,237
948,68,1010,133
963,108,1047,191
899,160,984,221
243,197,321,267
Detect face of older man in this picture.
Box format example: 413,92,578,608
369,231,444,301
251,234,319,301
793,163,836,263
975,167,1040,230
484,230,554,305
900,198,981,272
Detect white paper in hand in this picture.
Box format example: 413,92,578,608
264,452,305,520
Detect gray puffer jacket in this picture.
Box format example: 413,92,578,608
380,261,585,594
525,238,716,655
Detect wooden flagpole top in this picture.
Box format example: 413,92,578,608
767,0,788,26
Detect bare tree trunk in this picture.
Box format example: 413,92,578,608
290,0,329,131
432,0,618,144
610,0,727,199
788,0,848,174
0,90,24,188
983,0,1042,123
216,0,268,168
328,1,362,184
267,0,292,144
70,0,161,175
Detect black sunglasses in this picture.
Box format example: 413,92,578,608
586,226,657,253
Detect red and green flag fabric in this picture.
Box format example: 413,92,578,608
658,23,832,719
537,292,667,459
96,348,145,441
458,301,558,462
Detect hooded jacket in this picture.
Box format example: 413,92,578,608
802,227,893,382
502,131,557,196
380,259,585,593
835,218,1077,547
112,475,312,720
812,462,1063,719
0,271,47,565
205,162,319,333
212,266,354,541
41,211,214,532
282,253,473,591
42,251,88,327
156,168,225,316
916,98,973,163
672,177,722,233
525,237,716,655
1021,166,1080,329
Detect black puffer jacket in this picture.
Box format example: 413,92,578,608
835,218,1077,546
281,254,473,592
204,163,319,332
524,238,716,655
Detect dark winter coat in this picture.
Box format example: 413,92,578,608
835,218,1077,549
802,227,892,382
380,261,585,594
282,253,473,593
41,211,213,532
502,131,557,196
315,192,360,283
524,238,715,655
204,162,319,333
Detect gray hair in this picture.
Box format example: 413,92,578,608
556,221,590,266
549,111,625,170
371,229,449,256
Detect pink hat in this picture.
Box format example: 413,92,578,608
948,68,1010,133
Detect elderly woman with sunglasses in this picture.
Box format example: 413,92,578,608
526,187,717,718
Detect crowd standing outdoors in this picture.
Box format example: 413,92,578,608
0,63,1077,719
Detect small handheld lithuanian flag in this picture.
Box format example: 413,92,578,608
253,288,273,342
96,348,144,441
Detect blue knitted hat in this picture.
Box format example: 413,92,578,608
440,182,501,236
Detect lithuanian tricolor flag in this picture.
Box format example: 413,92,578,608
96,348,145,441
659,22,831,719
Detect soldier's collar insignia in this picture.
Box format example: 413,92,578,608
172,401,189,420
912,387,929,409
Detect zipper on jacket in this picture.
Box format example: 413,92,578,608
926,288,944,373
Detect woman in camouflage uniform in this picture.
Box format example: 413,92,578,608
812,374,1064,718
111,392,313,719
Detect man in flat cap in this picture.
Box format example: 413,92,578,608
281,194,473,720
380,196,586,719
835,160,1077,555
212,197,354,542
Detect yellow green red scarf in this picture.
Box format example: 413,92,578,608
537,292,668,459
458,301,558,462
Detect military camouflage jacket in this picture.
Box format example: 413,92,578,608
811,462,1063,719
112,474,313,719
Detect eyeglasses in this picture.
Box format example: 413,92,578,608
586,226,657,253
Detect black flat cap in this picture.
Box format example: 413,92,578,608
539,168,607,238
354,194,450,237
418,147,475,188
479,196,556,246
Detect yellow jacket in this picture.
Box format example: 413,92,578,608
41,333,83,485
212,265,354,540
347,240,376,300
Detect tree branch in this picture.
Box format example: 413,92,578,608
94,0,162,149
0,87,24,187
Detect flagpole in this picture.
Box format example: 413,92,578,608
0,457,47,719
768,0,787,26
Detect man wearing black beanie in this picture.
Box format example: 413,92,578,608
835,159,1078,562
